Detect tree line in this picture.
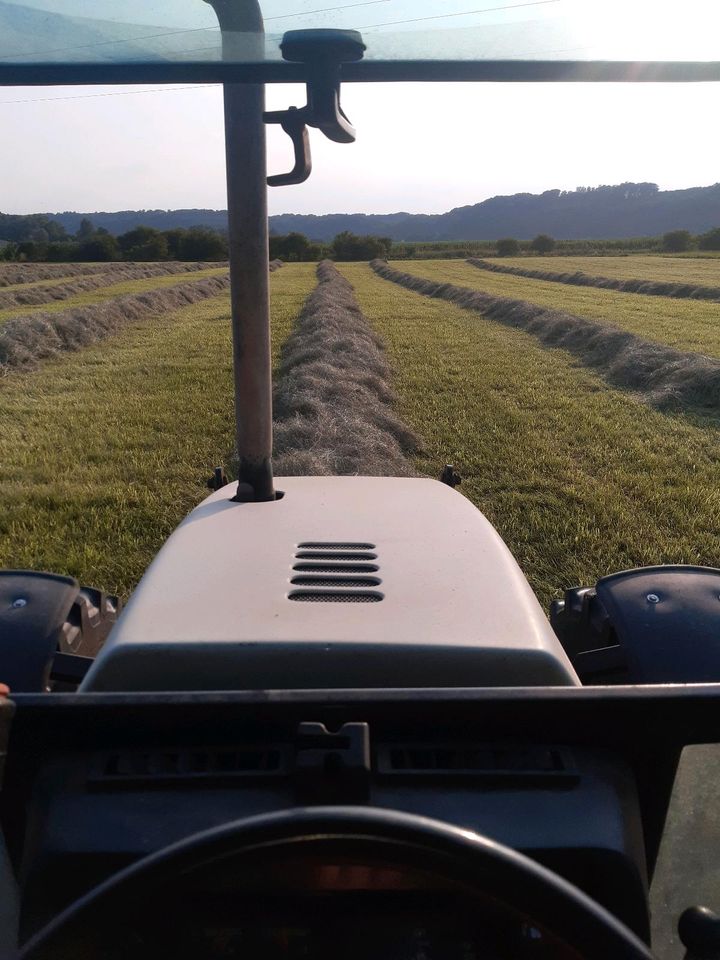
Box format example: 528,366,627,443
0,219,228,263
493,228,720,257
269,231,392,262
2,218,719,263
0,219,393,264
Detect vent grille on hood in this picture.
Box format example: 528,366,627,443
293,562,379,573
298,542,375,550
289,542,383,603
295,551,377,561
291,576,381,588
289,591,382,603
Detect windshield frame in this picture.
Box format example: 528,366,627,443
2,57,720,85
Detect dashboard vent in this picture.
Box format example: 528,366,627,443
289,541,383,603
90,745,289,788
377,744,578,783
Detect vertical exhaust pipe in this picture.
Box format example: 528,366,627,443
206,0,276,501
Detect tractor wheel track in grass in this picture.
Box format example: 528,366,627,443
467,257,720,302
371,259,720,417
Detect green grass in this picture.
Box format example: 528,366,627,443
506,255,720,286
0,263,315,598
339,262,720,607
0,266,229,323
392,259,720,359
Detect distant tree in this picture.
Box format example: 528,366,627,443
118,226,168,261
331,231,392,261
76,234,120,261
15,241,44,261
1,242,19,261
282,232,311,260
163,228,187,259
496,237,520,257
45,220,68,241
76,217,96,241
662,229,692,253
178,227,227,261
29,227,50,244
269,232,312,261
23,230,50,260
698,227,720,251
45,241,81,262
530,234,556,255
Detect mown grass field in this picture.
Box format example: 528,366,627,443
339,262,720,607
0,263,315,597
2,254,720,611
508,254,720,285
0,265,229,323
392,259,720,358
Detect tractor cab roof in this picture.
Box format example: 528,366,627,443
1,0,719,84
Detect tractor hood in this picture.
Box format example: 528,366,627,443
81,477,579,691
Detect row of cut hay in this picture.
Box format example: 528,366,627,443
0,262,230,310
0,259,229,289
271,260,420,476
0,262,111,287
467,257,720,302
370,260,720,414
0,260,283,372
0,275,230,373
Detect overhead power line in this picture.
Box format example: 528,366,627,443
360,0,560,31
0,0,392,60
1,0,560,62
0,84,217,106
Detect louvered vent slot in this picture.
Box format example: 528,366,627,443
295,551,377,561
290,541,383,602
377,745,577,782
293,562,379,573
298,542,376,550
90,746,288,788
289,591,383,603
291,576,381,587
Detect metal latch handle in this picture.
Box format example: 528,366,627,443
264,29,365,187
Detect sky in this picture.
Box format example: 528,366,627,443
1,79,719,217
1,0,719,216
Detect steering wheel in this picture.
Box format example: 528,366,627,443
20,807,653,959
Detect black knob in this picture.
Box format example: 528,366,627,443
679,906,720,959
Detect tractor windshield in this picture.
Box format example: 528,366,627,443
0,0,718,72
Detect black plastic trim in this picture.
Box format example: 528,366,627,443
1,59,720,87
7,684,720,747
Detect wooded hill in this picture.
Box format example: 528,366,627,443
4,182,720,243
